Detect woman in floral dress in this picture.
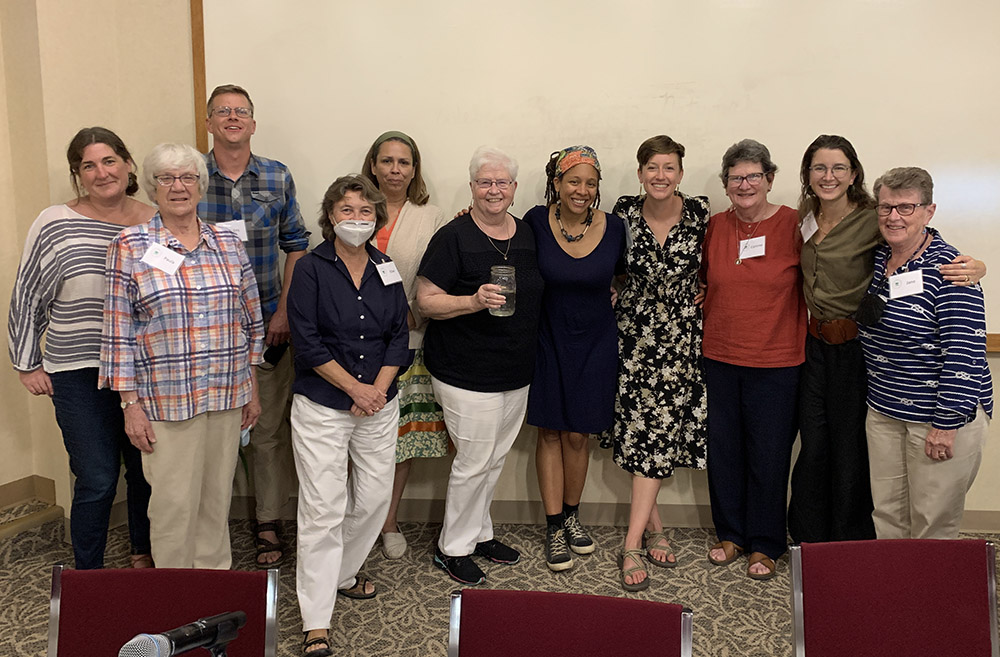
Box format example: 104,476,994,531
603,135,709,591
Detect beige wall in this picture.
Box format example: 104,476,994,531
3,1,999,533
0,0,195,511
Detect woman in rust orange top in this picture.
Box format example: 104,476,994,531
701,139,806,580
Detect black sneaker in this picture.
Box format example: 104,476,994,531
563,511,596,555
473,539,521,564
545,525,573,572
433,547,486,585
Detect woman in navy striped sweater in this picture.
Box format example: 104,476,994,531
858,167,993,539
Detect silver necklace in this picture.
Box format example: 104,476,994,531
476,214,511,261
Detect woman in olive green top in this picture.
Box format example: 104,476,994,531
788,134,985,544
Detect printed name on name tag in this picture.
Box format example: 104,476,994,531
889,269,924,299
376,260,402,285
739,235,766,260
140,243,183,275
217,219,248,241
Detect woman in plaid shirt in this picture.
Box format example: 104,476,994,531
100,143,264,569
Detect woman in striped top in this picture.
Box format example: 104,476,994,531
8,127,155,569
859,167,993,539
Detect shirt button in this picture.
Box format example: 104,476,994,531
360,335,364,340
200,344,207,349
357,374,362,379
359,355,365,359
198,314,204,318
357,295,362,300
196,286,202,290
360,315,365,319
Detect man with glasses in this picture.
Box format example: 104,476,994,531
199,83,310,568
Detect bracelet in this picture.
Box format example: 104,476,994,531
120,399,141,410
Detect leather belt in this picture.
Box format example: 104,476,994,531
808,316,859,345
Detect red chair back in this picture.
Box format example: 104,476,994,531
448,588,693,657
48,565,279,656
790,539,998,657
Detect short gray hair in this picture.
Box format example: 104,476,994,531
719,139,778,186
469,146,518,182
141,143,209,201
873,167,934,205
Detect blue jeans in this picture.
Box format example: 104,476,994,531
50,368,151,568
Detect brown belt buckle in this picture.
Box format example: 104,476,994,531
817,319,854,345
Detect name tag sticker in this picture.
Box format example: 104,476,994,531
800,213,818,242
140,243,183,275
376,261,402,285
889,269,924,299
739,235,766,260
217,219,248,241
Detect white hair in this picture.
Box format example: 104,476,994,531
141,143,209,201
468,146,518,182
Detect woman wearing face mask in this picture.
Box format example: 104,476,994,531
286,175,410,657
360,131,450,560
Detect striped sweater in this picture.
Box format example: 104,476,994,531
859,228,993,429
8,205,125,373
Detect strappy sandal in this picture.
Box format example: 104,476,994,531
303,633,333,657
617,548,651,592
255,521,286,568
708,540,744,566
337,575,377,599
747,552,777,581
642,530,677,568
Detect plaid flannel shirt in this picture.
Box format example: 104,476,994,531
198,151,310,325
99,214,264,422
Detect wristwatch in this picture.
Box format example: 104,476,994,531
121,399,140,410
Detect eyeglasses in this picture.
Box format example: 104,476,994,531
210,106,253,118
155,174,200,187
474,178,513,190
810,164,852,178
876,202,928,217
726,172,765,187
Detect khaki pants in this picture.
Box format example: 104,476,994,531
866,407,988,539
144,409,241,568
249,349,296,521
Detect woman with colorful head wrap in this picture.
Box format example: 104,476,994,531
522,145,625,574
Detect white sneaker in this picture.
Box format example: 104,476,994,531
381,531,407,559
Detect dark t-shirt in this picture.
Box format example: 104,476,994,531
417,214,543,392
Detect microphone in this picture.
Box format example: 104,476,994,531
118,611,247,657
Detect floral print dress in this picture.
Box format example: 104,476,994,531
601,193,709,478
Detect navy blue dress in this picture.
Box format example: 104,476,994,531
524,205,625,433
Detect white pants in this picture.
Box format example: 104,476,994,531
291,394,398,631
866,407,989,539
432,377,529,557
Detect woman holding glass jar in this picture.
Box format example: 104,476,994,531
416,146,543,586
522,145,625,573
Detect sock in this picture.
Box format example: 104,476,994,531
563,502,579,518
546,512,565,528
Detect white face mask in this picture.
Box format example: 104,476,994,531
334,220,375,247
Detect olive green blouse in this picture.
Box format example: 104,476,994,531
800,207,880,321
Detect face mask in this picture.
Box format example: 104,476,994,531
334,220,375,247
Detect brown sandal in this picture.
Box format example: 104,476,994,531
747,552,776,580
708,540,744,566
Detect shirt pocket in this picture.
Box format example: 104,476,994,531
248,190,280,229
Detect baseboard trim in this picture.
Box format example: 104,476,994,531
0,475,56,509
230,496,1000,532
0,505,65,541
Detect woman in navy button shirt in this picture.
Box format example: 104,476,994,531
287,174,410,657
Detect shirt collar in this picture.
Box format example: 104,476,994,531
206,150,260,180
149,212,219,252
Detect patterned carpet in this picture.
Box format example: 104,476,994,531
2,516,997,656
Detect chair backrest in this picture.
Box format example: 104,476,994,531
790,539,999,657
447,588,693,657
48,565,279,656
